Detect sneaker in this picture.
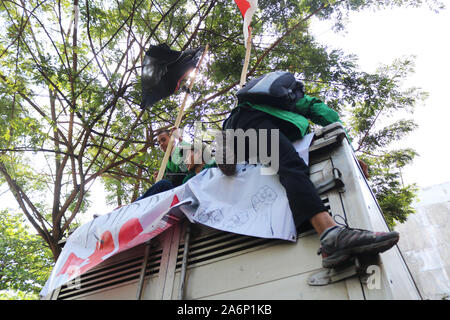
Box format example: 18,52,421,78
318,215,400,268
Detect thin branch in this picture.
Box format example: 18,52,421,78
0,162,52,244
0,148,78,158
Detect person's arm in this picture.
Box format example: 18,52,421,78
296,94,352,143
296,95,370,179
182,161,217,184
295,95,340,127
182,172,195,184
152,157,179,182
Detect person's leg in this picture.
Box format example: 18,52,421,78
310,211,337,235
223,108,399,268
228,108,328,229
273,129,329,228
135,179,174,201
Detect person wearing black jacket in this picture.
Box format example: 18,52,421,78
220,94,399,269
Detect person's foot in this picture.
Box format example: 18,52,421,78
318,224,400,268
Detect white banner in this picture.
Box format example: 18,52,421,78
182,165,297,241
40,134,313,297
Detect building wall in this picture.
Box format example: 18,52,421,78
395,182,450,300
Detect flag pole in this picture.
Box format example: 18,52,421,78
155,44,209,182
239,27,252,87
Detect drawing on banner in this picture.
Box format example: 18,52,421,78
197,208,224,226
225,211,250,229
251,185,278,235
251,185,277,211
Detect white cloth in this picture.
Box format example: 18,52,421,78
40,134,313,297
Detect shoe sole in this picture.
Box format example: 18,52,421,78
322,233,400,269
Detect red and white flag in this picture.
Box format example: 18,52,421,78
234,0,258,47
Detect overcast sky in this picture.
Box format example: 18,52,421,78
311,5,450,189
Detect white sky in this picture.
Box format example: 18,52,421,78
311,6,450,189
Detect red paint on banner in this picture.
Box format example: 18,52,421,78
118,218,143,250
80,230,115,273
56,209,180,281
170,194,180,207
57,253,84,276
57,230,114,277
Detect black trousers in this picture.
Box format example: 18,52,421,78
223,107,327,230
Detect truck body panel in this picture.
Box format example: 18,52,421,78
48,123,421,300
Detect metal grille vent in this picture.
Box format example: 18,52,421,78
176,231,275,271
175,197,332,270
57,198,332,298
57,247,162,300
322,196,331,212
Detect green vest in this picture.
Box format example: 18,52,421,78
165,141,191,174
240,95,342,141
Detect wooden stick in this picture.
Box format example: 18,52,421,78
155,44,209,182
239,27,252,87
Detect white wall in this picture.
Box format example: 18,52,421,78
395,182,450,300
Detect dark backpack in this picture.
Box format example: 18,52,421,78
236,71,304,111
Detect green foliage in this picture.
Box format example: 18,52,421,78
0,289,39,300
342,58,427,227
0,0,443,265
0,210,53,297
360,150,419,228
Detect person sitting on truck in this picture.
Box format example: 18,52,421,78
219,93,399,269
182,142,217,183
131,128,189,202
154,128,191,187
136,142,216,201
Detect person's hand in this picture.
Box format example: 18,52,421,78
358,159,370,179
170,127,183,142
153,171,158,180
